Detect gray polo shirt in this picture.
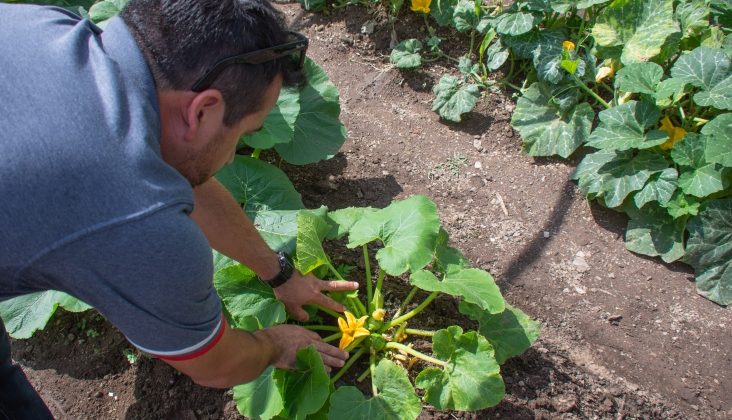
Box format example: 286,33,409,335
0,4,224,360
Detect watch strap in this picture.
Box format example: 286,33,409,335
265,251,293,288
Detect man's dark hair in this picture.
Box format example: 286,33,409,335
120,0,304,126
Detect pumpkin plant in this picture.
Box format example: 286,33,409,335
214,195,540,419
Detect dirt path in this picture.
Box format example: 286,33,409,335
11,4,732,419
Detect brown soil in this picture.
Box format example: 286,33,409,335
10,4,732,419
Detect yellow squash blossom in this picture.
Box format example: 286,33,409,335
595,66,614,83
371,308,386,321
410,0,430,14
562,40,576,52
338,311,370,350
659,117,687,150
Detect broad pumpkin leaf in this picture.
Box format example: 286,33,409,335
672,133,728,198
676,0,711,40
662,190,701,219
654,77,688,105
250,209,304,255
549,0,610,13
241,90,299,150
633,167,678,208
410,267,505,313
585,100,668,151
572,149,621,199
274,59,346,165
484,40,510,71
327,359,421,420
510,82,594,158
295,210,334,274
592,0,678,65
434,228,470,271
326,207,377,240
214,264,286,331
459,302,540,364
213,250,237,273
624,202,686,263
430,0,457,27
702,113,732,167
432,75,481,122
453,0,490,33
232,367,284,420
615,62,664,95
275,346,330,420
0,291,91,339
346,195,440,276
685,198,732,305
503,28,565,60
415,326,505,411
671,47,732,110
492,10,542,36
390,39,422,69
215,156,303,215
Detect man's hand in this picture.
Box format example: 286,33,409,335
273,272,359,321
255,324,349,371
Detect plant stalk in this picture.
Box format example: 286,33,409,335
572,75,611,109
323,332,342,343
327,262,366,317
363,246,373,311
385,342,447,368
370,350,378,396
251,148,261,159
383,291,439,330
304,325,340,332
316,305,343,320
331,346,366,384
356,367,371,383
392,286,418,320
405,328,436,337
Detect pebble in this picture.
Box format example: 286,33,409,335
572,254,590,273
543,231,551,238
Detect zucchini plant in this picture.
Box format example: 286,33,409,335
214,195,540,419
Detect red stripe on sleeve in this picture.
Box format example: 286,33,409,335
155,317,228,362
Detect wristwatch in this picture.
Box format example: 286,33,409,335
264,251,294,288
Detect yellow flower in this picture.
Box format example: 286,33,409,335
338,311,370,350
410,0,430,14
595,66,614,83
659,117,687,150
562,40,576,52
371,308,386,321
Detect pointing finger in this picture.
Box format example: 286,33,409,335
312,293,346,313
319,280,359,292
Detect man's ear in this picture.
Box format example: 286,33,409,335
183,89,225,143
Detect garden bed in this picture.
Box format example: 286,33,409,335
10,3,731,419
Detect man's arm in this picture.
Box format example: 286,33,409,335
189,177,359,321
164,323,348,389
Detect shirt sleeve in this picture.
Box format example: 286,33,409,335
32,205,224,360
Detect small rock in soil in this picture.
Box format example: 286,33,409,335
552,395,577,413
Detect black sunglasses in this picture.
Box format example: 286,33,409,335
191,31,308,92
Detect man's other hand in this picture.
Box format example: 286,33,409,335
256,324,349,372
273,272,358,321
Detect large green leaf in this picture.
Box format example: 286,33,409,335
274,59,346,165
685,199,732,305
410,267,505,313
585,100,668,151
390,39,423,69
326,207,377,240
671,47,732,110
624,202,686,262
615,62,664,95
492,10,542,36
295,210,334,274
434,229,470,271
346,196,440,275
573,150,669,208
459,302,540,364
592,0,678,65
275,346,330,420
327,359,421,420
453,0,489,33
430,0,458,27
672,133,728,198
232,367,284,420
432,75,481,122
549,0,610,13
633,167,678,208
88,0,127,26
510,82,594,158
214,264,286,331
415,326,505,411
215,156,303,215
0,291,91,339
241,90,299,150
676,0,711,40
702,113,732,167
503,29,565,60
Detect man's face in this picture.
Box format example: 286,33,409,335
182,75,283,187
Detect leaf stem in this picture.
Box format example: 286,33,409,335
356,367,371,383
382,291,439,330
327,261,366,317
316,305,342,320
392,286,418,320
251,149,261,159
404,328,436,337
385,342,447,368
363,246,373,311
331,346,366,384
323,332,342,343
375,269,385,299
369,350,378,396
572,75,610,109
